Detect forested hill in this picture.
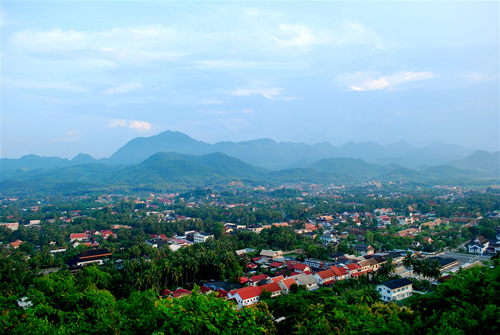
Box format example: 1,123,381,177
4,130,495,172
1,150,498,197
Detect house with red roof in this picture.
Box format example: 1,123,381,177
269,275,285,284
259,282,282,298
293,263,311,273
278,278,298,294
345,263,362,277
100,230,117,239
269,261,283,268
314,269,335,285
249,273,270,286
330,265,349,281
70,233,88,242
231,286,263,308
10,239,22,249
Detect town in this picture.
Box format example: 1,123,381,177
1,181,499,333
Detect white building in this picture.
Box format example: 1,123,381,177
193,232,214,243
468,237,489,254
377,278,413,302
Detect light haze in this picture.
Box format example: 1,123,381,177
1,1,499,159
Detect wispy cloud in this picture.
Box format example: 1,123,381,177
104,83,142,95
273,24,330,49
228,86,284,100
3,78,89,93
341,71,435,91
109,119,151,132
462,72,499,82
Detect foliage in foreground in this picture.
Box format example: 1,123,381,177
1,260,499,334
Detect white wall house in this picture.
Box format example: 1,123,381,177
193,232,214,243
377,278,413,302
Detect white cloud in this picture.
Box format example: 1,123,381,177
109,119,127,128
229,86,284,100
104,83,142,95
109,119,151,132
342,71,435,91
242,109,254,114
129,120,152,132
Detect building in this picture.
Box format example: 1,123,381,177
468,237,489,254
377,278,413,302
69,233,88,242
304,258,333,270
260,249,283,260
67,248,112,269
193,232,214,243
314,269,335,285
277,278,298,294
0,222,19,231
292,273,319,291
354,243,375,256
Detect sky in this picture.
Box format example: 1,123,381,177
1,0,499,159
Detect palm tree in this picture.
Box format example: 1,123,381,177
402,252,414,269
377,258,396,279
423,258,441,281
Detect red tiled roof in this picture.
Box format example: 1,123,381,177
246,263,257,269
322,279,335,285
70,233,87,239
289,271,301,277
293,263,309,271
316,269,335,279
331,266,348,276
240,277,249,284
270,276,284,283
259,282,281,293
346,263,362,271
216,289,228,297
252,257,261,263
250,273,269,282
236,286,262,300
270,261,283,268
280,278,298,289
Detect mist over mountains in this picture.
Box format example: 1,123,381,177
1,130,498,195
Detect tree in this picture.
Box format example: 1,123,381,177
260,289,272,300
402,252,414,269
377,259,396,280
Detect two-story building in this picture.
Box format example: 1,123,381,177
377,278,413,302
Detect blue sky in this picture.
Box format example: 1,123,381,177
1,1,499,159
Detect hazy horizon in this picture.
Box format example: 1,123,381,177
1,1,499,159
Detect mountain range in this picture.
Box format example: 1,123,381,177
0,131,498,196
